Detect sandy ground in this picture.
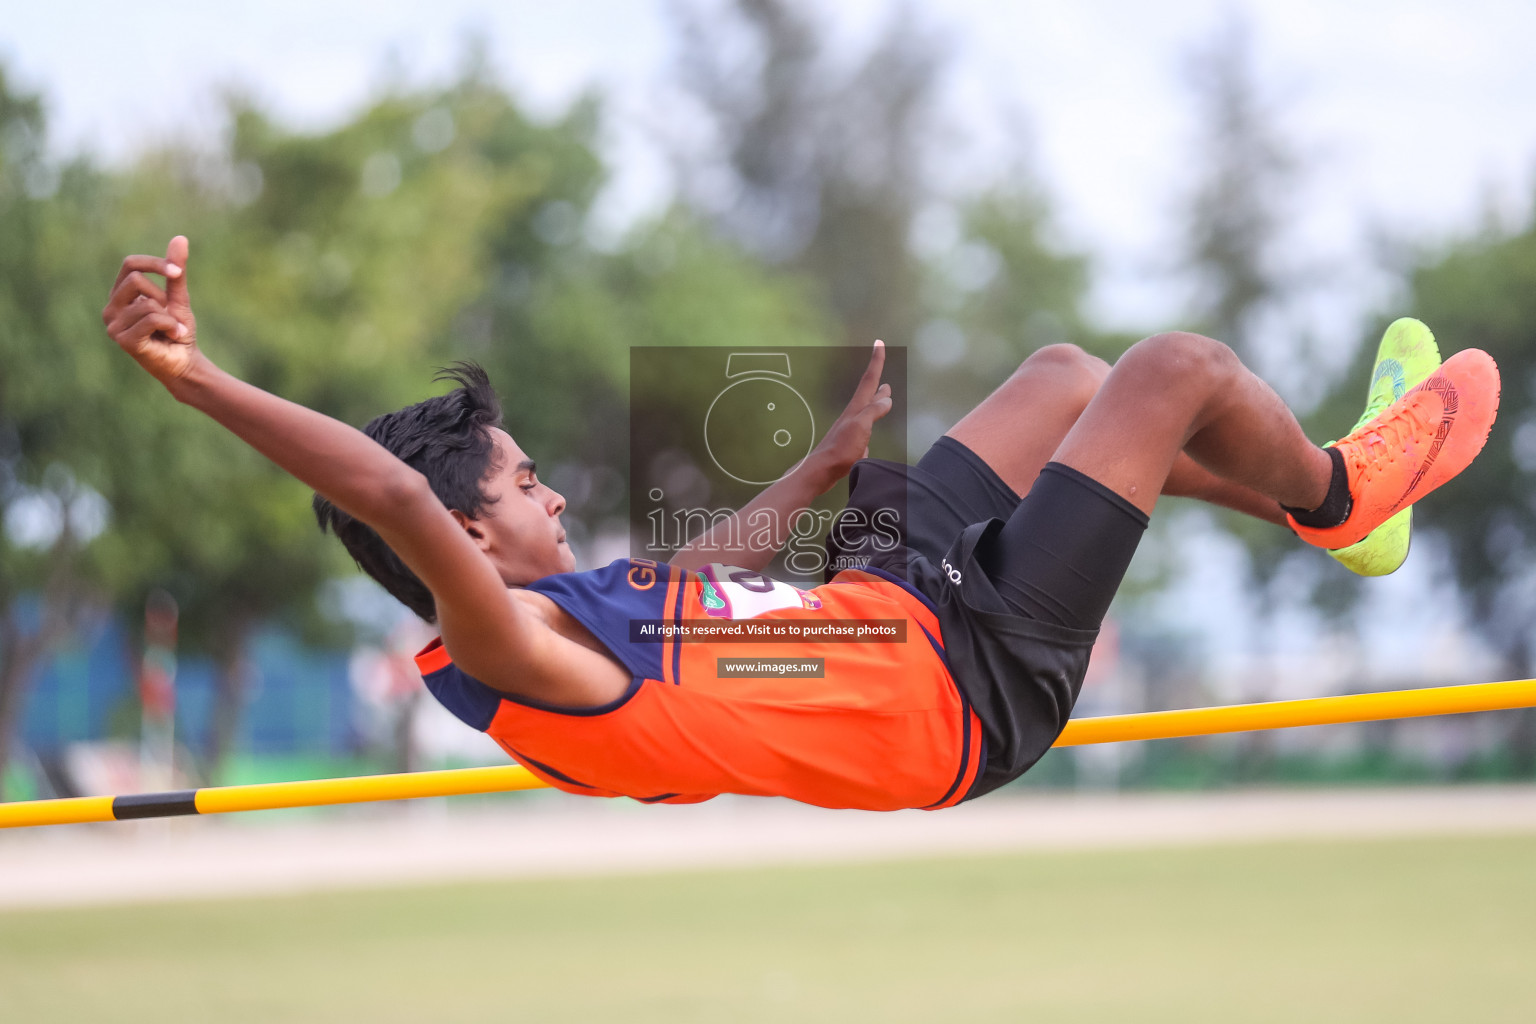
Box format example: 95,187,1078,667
4,785,1536,911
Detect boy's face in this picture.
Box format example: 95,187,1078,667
460,428,575,585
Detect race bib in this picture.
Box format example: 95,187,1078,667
697,564,823,618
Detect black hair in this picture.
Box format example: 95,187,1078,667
314,362,504,623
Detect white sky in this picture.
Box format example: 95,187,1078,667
4,0,1534,338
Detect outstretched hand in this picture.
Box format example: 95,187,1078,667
102,235,201,386
806,340,893,490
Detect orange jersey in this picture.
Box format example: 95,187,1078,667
415,559,983,811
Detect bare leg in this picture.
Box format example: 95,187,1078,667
944,344,1105,496
953,333,1328,631
1164,459,1289,526
946,343,1292,526
1051,332,1332,517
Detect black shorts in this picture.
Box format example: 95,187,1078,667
824,436,1149,800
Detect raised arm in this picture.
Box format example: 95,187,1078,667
670,341,893,573
102,237,625,706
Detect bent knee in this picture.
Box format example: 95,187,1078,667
1120,331,1239,387
1015,344,1110,404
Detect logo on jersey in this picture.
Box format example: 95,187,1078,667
699,578,727,612
941,557,962,585
627,558,660,591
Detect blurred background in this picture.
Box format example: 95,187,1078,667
2,0,1536,801
9,4,1536,1020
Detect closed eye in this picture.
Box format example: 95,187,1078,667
516,458,539,493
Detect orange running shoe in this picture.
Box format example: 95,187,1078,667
1289,347,1500,550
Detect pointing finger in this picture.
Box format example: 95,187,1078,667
846,339,888,410
164,235,190,308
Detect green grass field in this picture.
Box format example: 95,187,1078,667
3,834,1534,1022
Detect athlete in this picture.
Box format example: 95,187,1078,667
102,237,1499,810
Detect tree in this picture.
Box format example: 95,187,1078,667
1391,205,1536,675
669,0,949,349
1175,14,1304,370
0,65,131,796
1165,13,1336,626
667,0,1106,460
89,65,629,782
1,48,847,791
914,183,1103,441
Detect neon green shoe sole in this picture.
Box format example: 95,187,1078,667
1328,506,1412,576
1327,317,1440,577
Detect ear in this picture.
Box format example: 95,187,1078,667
450,509,491,552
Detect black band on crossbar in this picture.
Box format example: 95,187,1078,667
112,790,200,819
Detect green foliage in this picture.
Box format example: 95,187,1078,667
460,209,838,520
1175,14,1303,363
0,49,842,779
954,189,1096,353
672,0,957,349
914,185,1106,433
91,72,614,654
1386,207,1536,664
669,0,1114,462
1162,14,1317,594
0,68,118,600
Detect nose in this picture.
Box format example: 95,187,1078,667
548,488,567,517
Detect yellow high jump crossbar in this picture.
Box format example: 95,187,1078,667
4,677,1535,830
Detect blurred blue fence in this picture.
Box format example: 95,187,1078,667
20,604,354,758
